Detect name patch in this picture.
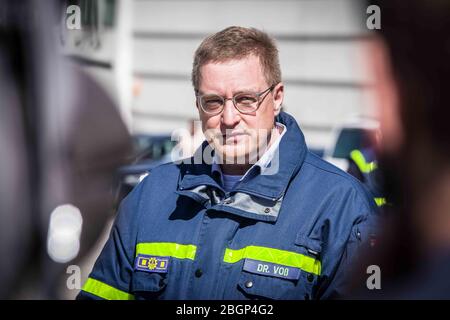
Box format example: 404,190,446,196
134,254,169,273
243,259,301,280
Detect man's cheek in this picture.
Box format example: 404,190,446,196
205,117,220,130
201,120,214,136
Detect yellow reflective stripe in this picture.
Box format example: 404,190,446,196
374,197,386,207
81,278,134,300
223,246,321,276
136,242,197,260
350,150,377,173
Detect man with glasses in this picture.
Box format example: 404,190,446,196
78,26,378,300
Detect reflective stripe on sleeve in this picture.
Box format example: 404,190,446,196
81,277,134,300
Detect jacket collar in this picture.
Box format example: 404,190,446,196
233,112,307,200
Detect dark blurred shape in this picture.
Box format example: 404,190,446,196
348,0,450,298
114,134,176,205
332,127,377,159
347,147,385,208
309,147,325,158
323,119,379,172
131,134,176,163
0,0,131,299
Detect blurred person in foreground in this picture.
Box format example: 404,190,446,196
348,0,450,298
0,0,131,299
78,26,379,300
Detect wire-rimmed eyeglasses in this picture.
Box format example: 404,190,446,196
196,84,276,115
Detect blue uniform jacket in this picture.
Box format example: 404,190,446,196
77,112,378,300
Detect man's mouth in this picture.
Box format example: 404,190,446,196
222,131,247,144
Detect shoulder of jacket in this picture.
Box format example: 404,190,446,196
302,151,376,210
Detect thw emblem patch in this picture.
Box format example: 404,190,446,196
134,254,169,273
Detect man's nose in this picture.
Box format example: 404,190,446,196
221,99,240,127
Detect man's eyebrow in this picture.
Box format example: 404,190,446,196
198,88,259,96
233,88,259,94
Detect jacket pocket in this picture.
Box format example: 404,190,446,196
293,234,323,298
294,234,323,257
237,269,310,300
131,271,168,299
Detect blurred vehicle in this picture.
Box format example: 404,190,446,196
309,147,325,158
131,134,176,163
324,117,380,171
114,134,176,204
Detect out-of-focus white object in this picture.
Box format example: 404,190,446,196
47,204,83,263
323,116,380,171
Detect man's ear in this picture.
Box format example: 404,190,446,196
365,37,403,154
272,82,284,116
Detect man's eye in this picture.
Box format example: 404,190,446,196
202,97,223,109
205,99,222,104
235,95,257,105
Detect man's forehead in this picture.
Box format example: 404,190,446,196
202,55,262,71
198,55,266,93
